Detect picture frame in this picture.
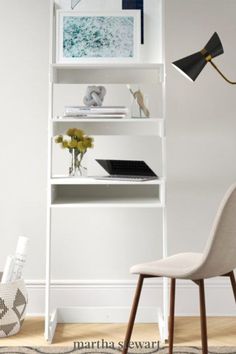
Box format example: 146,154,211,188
56,10,141,63
122,0,144,44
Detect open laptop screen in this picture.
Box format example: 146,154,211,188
96,159,157,177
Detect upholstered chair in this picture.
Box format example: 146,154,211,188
122,183,236,354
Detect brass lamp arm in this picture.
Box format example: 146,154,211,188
210,60,236,85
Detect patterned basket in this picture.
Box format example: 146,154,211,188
0,273,28,337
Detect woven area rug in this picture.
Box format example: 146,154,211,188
0,347,235,354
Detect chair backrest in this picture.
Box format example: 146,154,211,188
198,183,236,279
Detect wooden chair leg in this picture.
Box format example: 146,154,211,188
198,279,208,354
229,271,236,302
169,278,176,354
221,271,236,303
122,275,144,354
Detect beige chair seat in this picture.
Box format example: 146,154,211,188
131,252,203,279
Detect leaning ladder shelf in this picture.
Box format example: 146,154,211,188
46,0,168,343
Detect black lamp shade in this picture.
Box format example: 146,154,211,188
172,32,224,81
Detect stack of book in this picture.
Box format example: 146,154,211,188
64,106,129,119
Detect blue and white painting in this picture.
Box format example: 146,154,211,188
63,15,135,58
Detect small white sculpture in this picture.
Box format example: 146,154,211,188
83,86,107,107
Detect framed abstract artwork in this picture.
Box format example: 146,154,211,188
56,11,140,63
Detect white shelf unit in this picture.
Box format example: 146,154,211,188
46,0,167,343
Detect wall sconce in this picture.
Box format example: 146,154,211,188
172,32,236,84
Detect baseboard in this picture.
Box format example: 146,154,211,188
25,278,236,319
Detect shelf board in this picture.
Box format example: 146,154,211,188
51,198,162,208
51,62,163,84
52,118,163,123
51,176,163,185
52,62,163,70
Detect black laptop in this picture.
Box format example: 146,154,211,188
95,159,158,181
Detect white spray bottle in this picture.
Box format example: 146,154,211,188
10,236,29,282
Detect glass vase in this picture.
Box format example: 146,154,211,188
69,149,87,177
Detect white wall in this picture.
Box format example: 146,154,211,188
165,0,236,317
0,0,49,278
0,0,236,318
166,0,236,257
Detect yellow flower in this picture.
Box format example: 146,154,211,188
74,128,84,139
62,140,69,148
83,137,94,148
66,128,85,139
55,135,63,144
66,128,76,137
69,139,78,148
77,141,86,152
59,129,93,152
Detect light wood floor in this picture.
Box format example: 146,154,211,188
0,317,235,347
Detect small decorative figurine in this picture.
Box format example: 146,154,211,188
127,85,150,118
83,86,107,107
